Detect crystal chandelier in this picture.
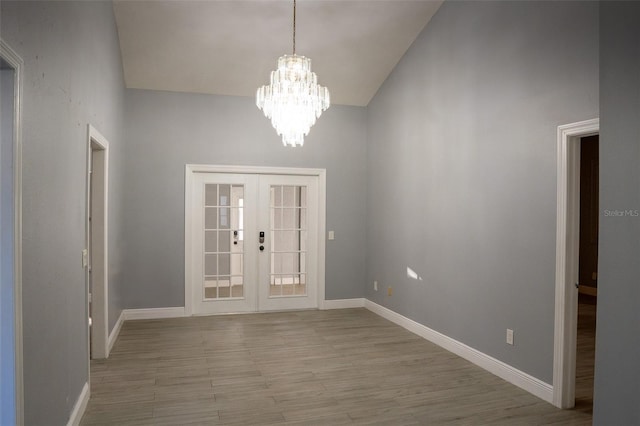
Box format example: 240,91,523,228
256,0,330,147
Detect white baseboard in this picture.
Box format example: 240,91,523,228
66,382,89,426
107,309,124,355
322,298,365,310
122,307,186,321
364,300,554,404
121,301,365,320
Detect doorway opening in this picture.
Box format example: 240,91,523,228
574,134,598,414
0,39,23,426
86,125,109,360
553,118,599,409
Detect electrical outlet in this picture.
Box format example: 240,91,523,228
506,329,514,345
374,281,378,291
387,287,393,296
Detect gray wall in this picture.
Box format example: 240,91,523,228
122,89,367,308
366,0,598,383
594,2,640,424
0,2,126,424
0,66,16,426
3,0,637,423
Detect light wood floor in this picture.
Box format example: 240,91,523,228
575,295,596,415
81,309,592,425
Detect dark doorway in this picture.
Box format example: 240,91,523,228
575,134,598,413
578,135,599,297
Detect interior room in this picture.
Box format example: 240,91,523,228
1,1,638,425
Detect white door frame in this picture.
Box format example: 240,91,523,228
86,125,109,360
185,164,326,316
552,118,599,408
1,38,24,426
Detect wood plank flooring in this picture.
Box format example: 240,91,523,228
575,295,596,415
81,309,592,425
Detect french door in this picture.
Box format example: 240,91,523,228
188,171,319,314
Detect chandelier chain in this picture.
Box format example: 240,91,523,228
293,0,296,54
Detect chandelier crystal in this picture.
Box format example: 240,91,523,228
256,0,330,147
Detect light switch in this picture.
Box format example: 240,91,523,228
506,329,514,345
328,231,335,240
82,249,88,268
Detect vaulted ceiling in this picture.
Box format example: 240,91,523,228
113,0,443,106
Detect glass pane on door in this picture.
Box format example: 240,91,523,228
203,184,244,299
269,185,307,297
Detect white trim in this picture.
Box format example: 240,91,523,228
553,118,599,408
317,171,327,310
86,125,109,360
186,164,327,177
322,298,365,309
66,382,89,426
364,300,554,404
122,307,186,321
184,166,195,316
107,310,124,354
1,38,24,426
184,164,327,315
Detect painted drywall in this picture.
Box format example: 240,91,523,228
0,1,126,424
0,66,16,426
366,0,598,384
122,89,367,308
593,2,640,424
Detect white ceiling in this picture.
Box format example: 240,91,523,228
113,0,443,106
